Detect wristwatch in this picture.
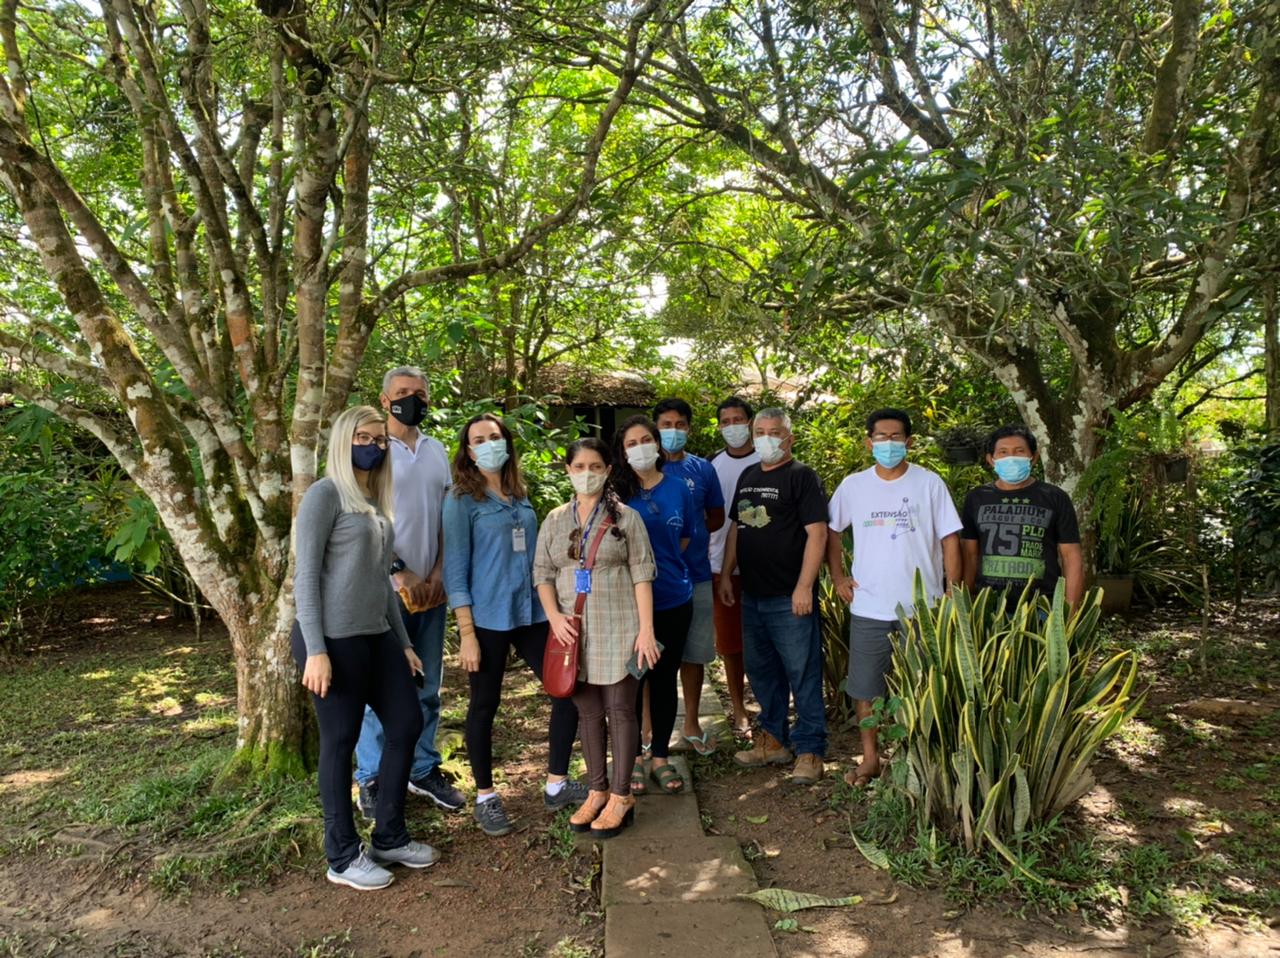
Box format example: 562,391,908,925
389,558,406,575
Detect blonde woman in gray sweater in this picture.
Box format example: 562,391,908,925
291,405,436,890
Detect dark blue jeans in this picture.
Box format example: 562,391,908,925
354,601,446,785
740,591,827,758
290,623,423,870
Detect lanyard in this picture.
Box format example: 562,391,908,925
573,497,603,568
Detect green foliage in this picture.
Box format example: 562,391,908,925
1233,440,1280,593
817,577,853,724
0,407,119,640
886,576,1144,853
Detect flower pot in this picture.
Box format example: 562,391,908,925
1158,455,1189,483
1096,575,1135,613
941,444,980,465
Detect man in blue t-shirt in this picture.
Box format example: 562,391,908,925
654,397,725,755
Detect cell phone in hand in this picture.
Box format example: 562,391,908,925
413,669,425,689
625,640,665,680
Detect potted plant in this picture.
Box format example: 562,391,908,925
1145,408,1192,484
937,425,987,465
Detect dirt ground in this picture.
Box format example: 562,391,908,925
1,587,1278,957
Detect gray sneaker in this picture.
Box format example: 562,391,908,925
473,795,514,836
543,779,590,811
326,848,394,890
368,839,440,869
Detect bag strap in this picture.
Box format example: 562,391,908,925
572,514,614,619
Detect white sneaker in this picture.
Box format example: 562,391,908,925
368,839,441,869
326,847,394,890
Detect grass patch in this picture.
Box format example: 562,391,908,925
0,633,321,894
851,781,1279,930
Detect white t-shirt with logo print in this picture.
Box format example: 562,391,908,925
827,463,963,621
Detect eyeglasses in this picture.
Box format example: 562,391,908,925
871,433,907,442
354,432,390,449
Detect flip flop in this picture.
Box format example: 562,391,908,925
843,764,883,789
681,730,717,756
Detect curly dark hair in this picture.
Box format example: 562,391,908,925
610,415,663,502
451,413,526,501
565,437,624,549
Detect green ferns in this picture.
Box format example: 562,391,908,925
886,576,1144,864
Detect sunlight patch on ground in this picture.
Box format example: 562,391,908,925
80,669,114,680
0,768,67,795
162,646,197,657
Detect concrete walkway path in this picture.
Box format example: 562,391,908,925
594,678,778,958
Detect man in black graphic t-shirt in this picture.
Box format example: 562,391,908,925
960,426,1083,604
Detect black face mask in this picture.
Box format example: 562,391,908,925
388,394,427,427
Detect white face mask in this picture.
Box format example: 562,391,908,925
569,471,607,495
720,423,751,448
754,434,787,465
626,443,660,473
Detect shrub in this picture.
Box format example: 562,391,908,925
885,575,1144,862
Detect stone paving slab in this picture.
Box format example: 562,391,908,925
605,901,778,958
602,836,757,907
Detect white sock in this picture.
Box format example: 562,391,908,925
545,780,566,796
476,792,499,804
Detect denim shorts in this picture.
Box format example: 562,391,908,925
844,615,902,702
681,580,716,665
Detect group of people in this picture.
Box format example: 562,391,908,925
292,365,1084,890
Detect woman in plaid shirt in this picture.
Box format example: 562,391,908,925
534,438,658,839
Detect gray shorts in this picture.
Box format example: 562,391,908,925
844,615,902,702
682,580,716,665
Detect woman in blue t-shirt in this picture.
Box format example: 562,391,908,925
443,413,584,838
611,415,694,794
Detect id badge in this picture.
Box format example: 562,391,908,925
574,568,592,594
511,526,527,553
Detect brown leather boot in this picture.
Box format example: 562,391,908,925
733,731,793,767
568,789,610,833
589,793,636,839
792,753,824,784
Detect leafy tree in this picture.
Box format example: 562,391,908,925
546,0,1280,493
0,0,678,776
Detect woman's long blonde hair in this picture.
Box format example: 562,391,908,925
327,405,395,518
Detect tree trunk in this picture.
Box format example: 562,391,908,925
1266,278,1279,435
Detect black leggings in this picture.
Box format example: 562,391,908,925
290,623,423,870
635,601,693,760
466,622,579,790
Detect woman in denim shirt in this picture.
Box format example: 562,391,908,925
443,413,584,837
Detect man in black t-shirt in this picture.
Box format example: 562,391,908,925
718,408,829,785
960,425,1084,604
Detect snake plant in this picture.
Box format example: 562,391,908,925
886,575,1144,858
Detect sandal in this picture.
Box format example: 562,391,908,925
650,761,685,794
681,730,717,757
843,763,883,789
630,758,648,796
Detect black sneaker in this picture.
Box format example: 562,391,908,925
357,779,379,821
543,779,590,811
408,767,465,811
473,795,514,836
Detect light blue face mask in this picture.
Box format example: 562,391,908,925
872,440,908,468
992,455,1032,483
473,439,510,472
659,428,688,453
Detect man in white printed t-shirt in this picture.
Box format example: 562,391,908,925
826,407,962,788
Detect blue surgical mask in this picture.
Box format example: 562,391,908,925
352,444,386,471
473,440,510,472
720,423,750,448
755,435,786,465
659,428,688,453
993,456,1032,483
872,440,908,469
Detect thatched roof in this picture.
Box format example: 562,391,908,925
533,363,655,407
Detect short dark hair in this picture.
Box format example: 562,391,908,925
986,425,1038,456
716,396,754,420
865,408,912,437
653,397,693,423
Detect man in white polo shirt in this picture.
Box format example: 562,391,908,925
354,366,465,816
826,407,962,788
